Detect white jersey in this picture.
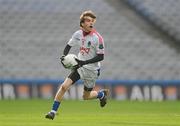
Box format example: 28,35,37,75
68,29,105,70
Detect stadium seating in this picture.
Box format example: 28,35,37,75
125,0,180,42
1,0,180,80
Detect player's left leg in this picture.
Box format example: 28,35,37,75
82,88,98,100
80,68,109,107
98,89,109,107
82,87,109,107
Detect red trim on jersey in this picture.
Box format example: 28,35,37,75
92,29,103,44
81,28,104,44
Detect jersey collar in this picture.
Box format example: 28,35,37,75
81,29,95,37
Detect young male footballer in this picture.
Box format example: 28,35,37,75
45,10,109,120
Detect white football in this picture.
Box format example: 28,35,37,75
61,54,78,69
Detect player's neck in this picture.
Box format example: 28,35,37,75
82,30,90,36
82,29,95,36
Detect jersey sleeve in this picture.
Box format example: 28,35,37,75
67,31,80,46
96,34,105,54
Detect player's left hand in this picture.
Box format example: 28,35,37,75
73,58,86,69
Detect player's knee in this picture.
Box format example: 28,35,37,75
61,84,68,92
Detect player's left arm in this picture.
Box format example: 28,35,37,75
75,54,104,67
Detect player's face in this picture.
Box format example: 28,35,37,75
82,16,96,32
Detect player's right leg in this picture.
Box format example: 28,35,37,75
45,78,73,120
45,70,80,120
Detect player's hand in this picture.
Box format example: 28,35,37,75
60,55,65,60
60,55,66,68
73,58,86,69
75,58,87,67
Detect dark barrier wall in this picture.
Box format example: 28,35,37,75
1,79,180,101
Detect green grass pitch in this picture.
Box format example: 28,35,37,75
0,99,180,126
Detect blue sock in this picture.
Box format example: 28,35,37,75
51,101,60,112
97,91,104,99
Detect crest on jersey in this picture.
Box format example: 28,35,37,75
88,41,91,47
99,44,104,49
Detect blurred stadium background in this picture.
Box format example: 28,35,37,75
1,0,180,101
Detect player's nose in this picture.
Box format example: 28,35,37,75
90,21,93,25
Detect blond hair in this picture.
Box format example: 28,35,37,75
80,10,96,27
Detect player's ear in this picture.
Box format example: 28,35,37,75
93,19,96,24
80,19,84,27
81,22,85,27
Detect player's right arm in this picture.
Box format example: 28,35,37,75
62,31,80,56
63,44,71,56
60,31,80,65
